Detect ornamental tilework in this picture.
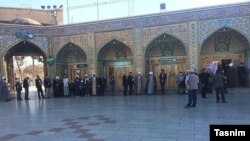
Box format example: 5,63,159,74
199,17,250,46
0,35,47,55
201,30,248,54
189,21,199,70
142,23,188,52
0,35,20,53
133,28,143,73
95,30,134,55
98,42,133,60
0,3,250,78
53,35,88,57
1,3,249,36
87,33,96,73
31,37,48,54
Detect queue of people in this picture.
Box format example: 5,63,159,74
2,62,247,106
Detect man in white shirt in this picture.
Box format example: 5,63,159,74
185,69,199,108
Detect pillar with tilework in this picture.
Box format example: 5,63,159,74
188,21,199,72
87,33,96,74
133,28,145,75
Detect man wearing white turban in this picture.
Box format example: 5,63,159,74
134,72,143,95
91,72,97,96
147,72,156,95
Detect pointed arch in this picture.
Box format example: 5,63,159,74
3,40,47,91
145,33,186,58
3,40,46,59
56,42,87,63
200,26,250,48
201,27,249,54
97,39,133,61
97,39,134,90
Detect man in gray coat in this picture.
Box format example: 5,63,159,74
184,69,199,108
212,70,227,103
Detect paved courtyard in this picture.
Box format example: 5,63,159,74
0,88,250,141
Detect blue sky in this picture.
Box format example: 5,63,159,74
0,0,249,24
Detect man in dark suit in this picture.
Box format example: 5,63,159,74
122,73,128,96
237,63,247,87
159,69,167,94
35,75,45,99
44,75,52,98
97,74,106,96
15,78,23,100
23,77,30,100
127,72,134,95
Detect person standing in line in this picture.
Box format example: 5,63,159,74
63,74,70,97
199,68,209,98
134,72,143,95
74,75,81,96
237,63,247,87
122,73,128,96
221,70,228,94
1,77,11,101
128,72,134,95
91,73,97,96
83,74,91,96
212,70,227,103
23,77,30,100
184,69,199,108
159,69,167,95
147,72,156,95
109,73,115,96
80,77,85,97
53,76,60,98
44,75,52,98
98,74,106,96
35,75,45,99
58,77,64,97
206,69,213,94
176,72,184,94
15,78,23,100
69,80,75,97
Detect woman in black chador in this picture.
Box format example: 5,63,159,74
53,76,60,98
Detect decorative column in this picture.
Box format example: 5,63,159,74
133,28,144,74
188,21,199,71
47,37,54,78
87,33,96,74
0,41,3,77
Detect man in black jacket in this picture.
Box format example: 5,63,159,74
159,69,167,94
98,74,106,96
199,68,209,98
122,73,128,96
35,75,45,99
44,75,52,98
23,77,30,100
53,76,60,98
127,72,134,95
15,78,23,100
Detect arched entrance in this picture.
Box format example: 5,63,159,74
201,27,250,87
145,33,187,89
56,43,87,81
98,39,134,90
4,41,46,91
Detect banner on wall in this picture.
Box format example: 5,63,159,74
203,63,217,74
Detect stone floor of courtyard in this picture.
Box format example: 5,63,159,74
0,88,250,141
